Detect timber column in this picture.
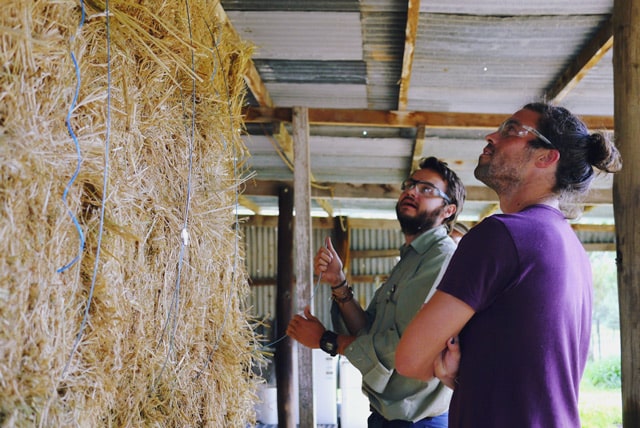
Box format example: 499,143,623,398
613,0,640,425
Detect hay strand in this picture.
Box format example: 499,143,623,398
1,0,261,426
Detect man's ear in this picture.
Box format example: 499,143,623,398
443,203,457,220
535,148,560,168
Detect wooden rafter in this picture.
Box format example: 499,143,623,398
241,215,616,234
398,0,421,111
545,17,614,103
217,2,335,216
242,106,614,130
242,179,614,205
213,2,272,107
410,125,426,173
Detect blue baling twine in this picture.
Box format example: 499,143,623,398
58,0,86,274
62,0,111,377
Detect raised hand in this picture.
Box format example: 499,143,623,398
314,236,345,286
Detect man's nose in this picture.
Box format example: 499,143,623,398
484,131,498,144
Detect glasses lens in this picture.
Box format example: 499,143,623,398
499,120,521,138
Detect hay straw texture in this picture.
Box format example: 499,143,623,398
1,0,262,426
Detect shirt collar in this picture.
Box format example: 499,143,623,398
400,225,450,257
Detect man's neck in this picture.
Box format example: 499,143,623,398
404,225,437,246
499,191,559,214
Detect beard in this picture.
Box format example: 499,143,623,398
474,146,535,193
395,203,444,236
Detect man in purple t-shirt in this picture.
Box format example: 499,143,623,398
395,102,622,427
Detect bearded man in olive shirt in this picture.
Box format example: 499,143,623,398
287,157,466,427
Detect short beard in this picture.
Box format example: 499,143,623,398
396,203,444,236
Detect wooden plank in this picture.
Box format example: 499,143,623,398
243,59,274,107
411,126,426,173
273,119,335,217
242,106,615,130
240,215,616,234
398,0,421,111
212,2,273,107
350,249,400,259
243,180,614,205
546,17,613,103
250,274,391,287
583,243,616,252
613,0,640,424
275,186,295,428
292,106,316,427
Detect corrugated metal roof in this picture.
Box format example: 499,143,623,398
226,11,363,60
408,13,608,113
223,0,617,226
420,0,612,15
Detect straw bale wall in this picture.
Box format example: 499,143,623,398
1,0,261,426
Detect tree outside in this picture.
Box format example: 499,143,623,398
580,251,622,428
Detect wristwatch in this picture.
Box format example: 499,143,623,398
319,330,339,357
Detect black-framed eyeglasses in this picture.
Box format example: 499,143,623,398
496,119,556,149
401,178,451,204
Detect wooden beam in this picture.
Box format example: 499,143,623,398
240,215,616,234
237,195,261,214
583,243,616,252
410,125,426,173
275,185,295,428
613,0,640,424
242,179,614,205
212,2,273,107
243,58,274,107
250,274,391,287
545,17,613,103
398,0,421,111
242,107,615,130
351,249,400,259
292,107,316,427
272,123,334,217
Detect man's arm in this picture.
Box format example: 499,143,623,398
395,290,474,381
316,237,368,334
287,306,356,354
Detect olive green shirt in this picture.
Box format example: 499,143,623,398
332,225,456,422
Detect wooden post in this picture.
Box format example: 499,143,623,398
275,185,295,428
293,106,316,427
613,0,640,425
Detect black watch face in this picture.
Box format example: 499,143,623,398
321,332,338,355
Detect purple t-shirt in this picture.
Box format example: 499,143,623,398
438,205,592,428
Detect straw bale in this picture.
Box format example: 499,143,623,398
1,0,263,426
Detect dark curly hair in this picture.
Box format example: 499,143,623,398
523,102,622,218
417,156,466,231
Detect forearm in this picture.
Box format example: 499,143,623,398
331,280,367,334
337,334,356,355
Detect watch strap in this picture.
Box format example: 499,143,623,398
319,330,339,357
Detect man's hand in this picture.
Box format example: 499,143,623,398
314,237,345,286
434,336,461,389
286,306,327,349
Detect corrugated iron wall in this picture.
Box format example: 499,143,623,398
243,222,615,344
243,225,405,339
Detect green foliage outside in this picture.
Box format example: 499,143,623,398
579,252,622,428
580,362,622,427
